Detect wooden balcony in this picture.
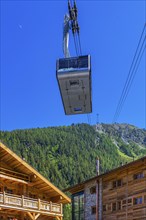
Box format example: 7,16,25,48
0,192,63,217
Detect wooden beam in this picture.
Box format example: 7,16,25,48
27,212,34,220
39,185,51,190
35,214,40,220
27,213,40,220
51,195,63,203
0,174,28,184
56,217,63,220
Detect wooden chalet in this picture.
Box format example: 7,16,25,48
66,156,146,220
0,142,71,220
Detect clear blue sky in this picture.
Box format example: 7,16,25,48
1,0,145,131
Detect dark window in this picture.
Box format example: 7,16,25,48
72,191,84,220
70,80,79,87
117,201,121,210
91,206,96,214
108,204,111,211
74,107,82,112
122,199,126,205
144,195,146,203
103,204,107,211
29,193,36,199
4,187,13,194
134,197,143,205
113,179,122,188
113,181,117,188
112,203,116,211
134,172,144,180
128,198,132,203
103,183,108,189
90,186,96,194
117,179,122,187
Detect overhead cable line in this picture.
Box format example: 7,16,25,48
87,114,91,124
113,35,146,122
113,23,146,123
78,33,82,55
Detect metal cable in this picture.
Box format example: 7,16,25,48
113,36,146,122
115,44,145,122
113,24,146,123
73,33,79,56
78,33,82,55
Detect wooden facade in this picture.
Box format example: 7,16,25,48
101,157,146,220
0,142,71,220
66,156,146,220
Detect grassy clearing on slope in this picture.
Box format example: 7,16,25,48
117,148,132,160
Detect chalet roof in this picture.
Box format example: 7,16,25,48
0,142,71,204
65,155,146,194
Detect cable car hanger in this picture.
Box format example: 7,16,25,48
63,0,81,58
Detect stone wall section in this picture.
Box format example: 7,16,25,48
98,178,102,220
84,180,97,220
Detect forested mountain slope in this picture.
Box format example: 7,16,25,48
1,123,146,190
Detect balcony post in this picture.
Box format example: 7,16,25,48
3,191,5,204
38,198,41,210
60,203,63,214
50,201,52,212
22,195,24,207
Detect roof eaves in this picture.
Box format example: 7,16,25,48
0,142,71,204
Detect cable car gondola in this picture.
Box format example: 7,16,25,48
56,55,92,115
56,0,92,115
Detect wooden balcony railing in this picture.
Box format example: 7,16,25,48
0,192,62,215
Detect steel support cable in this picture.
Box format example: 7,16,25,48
87,114,89,124
87,112,92,125
78,33,82,55
113,24,146,123
113,26,146,123
126,43,146,95
73,33,79,56
75,32,80,55
145,44,146,129
113,36,146,122
87,114,91,124
113,24,146,122
114,43,146,122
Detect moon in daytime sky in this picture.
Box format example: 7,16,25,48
18,24,23,29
